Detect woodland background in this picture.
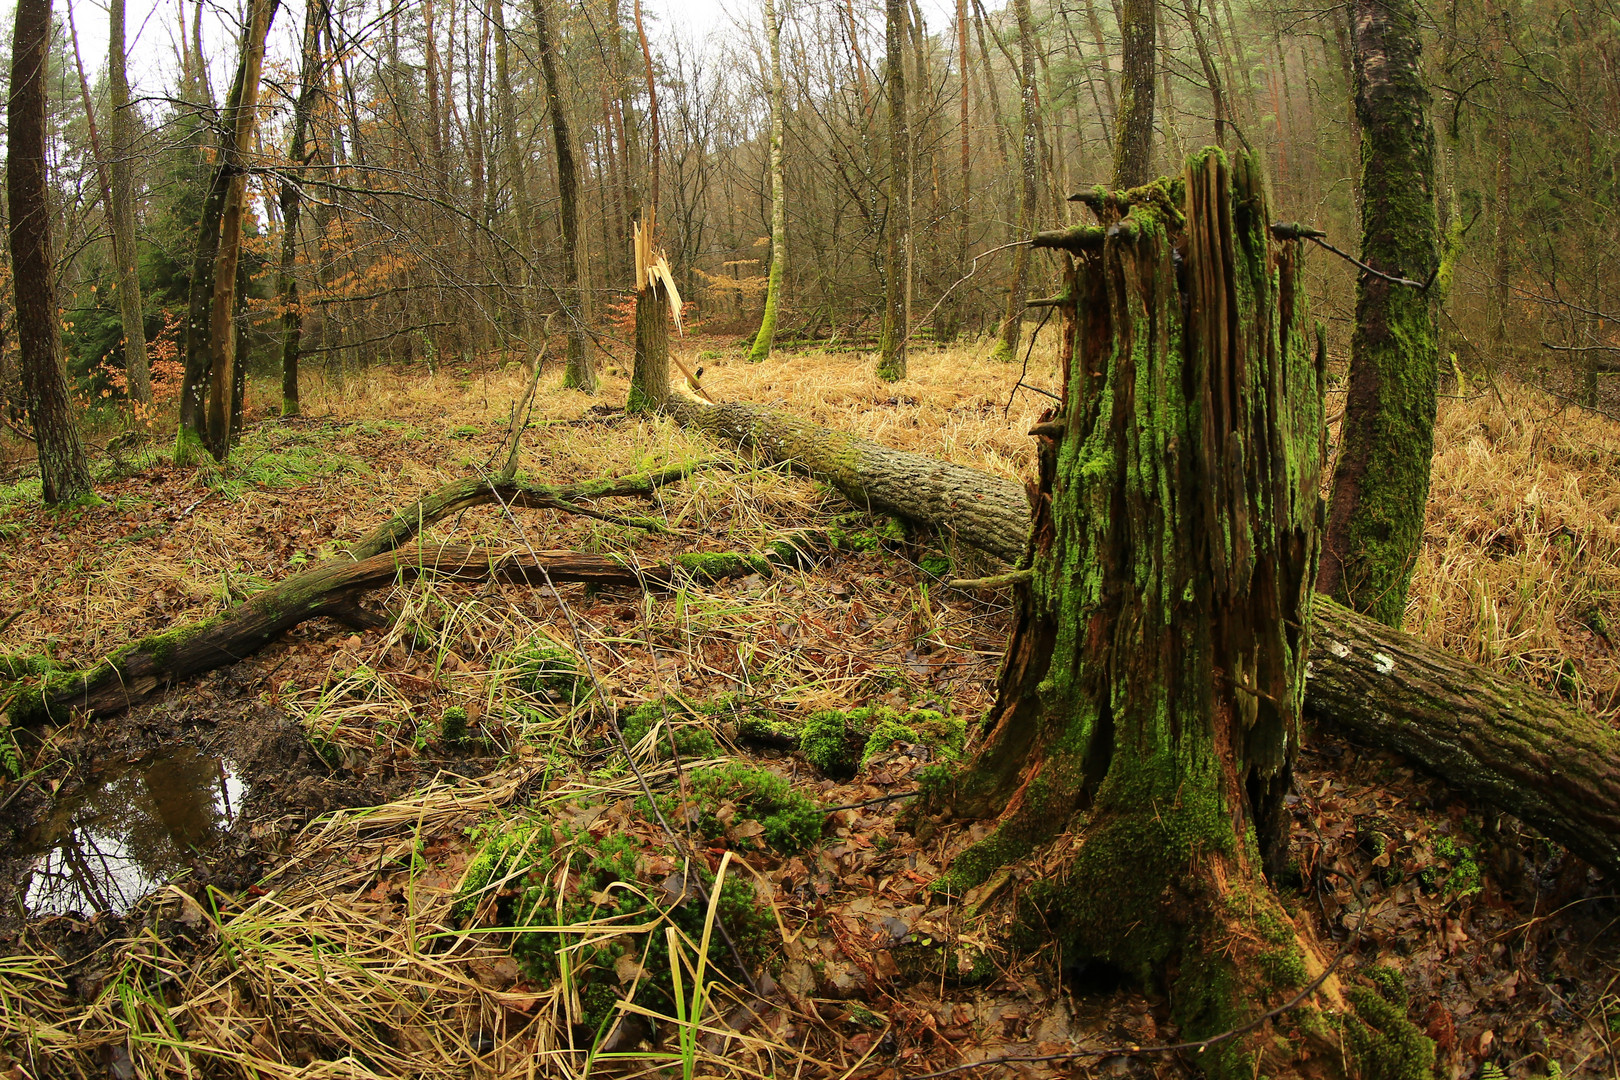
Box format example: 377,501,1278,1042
0,0,1610,420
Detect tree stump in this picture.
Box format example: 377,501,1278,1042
916,150,1430,1073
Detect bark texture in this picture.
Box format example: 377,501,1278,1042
1318,0,1440,626
205,0,276,460
1307,602,1620,875
877,0,910,382
535,0,596,393
7,0,92,504
1112,0,1157,187
666,399,1029,564
629,282,672,413
990,0,1039,363
107,0,152,406
276,0,324,418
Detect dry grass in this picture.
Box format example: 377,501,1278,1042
1412,381,1620,716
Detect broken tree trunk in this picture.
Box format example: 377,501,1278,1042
915,150,1365,1068
665,387,1620,882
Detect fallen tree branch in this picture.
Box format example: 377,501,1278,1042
3,543,779,727
345,461,708,560
667,396,1620,876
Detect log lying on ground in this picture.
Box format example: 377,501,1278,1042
666,399,1029,563
346,460,707,560
4,543,779,727
668,396,1620,875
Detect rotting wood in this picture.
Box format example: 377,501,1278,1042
666,396,1620,877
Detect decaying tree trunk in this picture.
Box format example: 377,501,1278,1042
665,392,1620,884
664,399,1030,564
909,150,1375,1068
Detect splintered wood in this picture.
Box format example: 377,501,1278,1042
633,207,684,334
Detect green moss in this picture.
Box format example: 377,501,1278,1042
0,655,57,681
1258,945,1308,991
801,710,864,779
620,699,720,760
652,761,823,854
501,638,585,703
1344,987,1436,1080
674,552,774,582
440,706,469,746
454,818,775,1031
1365,964,1409,1008
862,717,918,764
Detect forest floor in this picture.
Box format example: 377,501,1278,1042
1,336,1620,1078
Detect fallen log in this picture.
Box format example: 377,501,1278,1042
3,543,777,727
665,400,1028,564
668,396,1620,876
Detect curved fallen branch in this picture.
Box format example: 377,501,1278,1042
346,460,709,559
668,396,1620,875
3,543,777,727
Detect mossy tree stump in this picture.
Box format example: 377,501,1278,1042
919,151,1417,1073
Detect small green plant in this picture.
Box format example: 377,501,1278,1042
619,699,720,760
449,424,480,439
454,820,774,1032
652,762,823,854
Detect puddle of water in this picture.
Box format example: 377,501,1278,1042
19,745,246,916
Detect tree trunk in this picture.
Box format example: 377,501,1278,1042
534,0,596,393
1318,0,1440,627
912,150,1375,1067
749,0,787,365
6,0,92,505
634,0,660,217
205,0,276,462
176,8,264,462
107,0,152,407
990,0,1038,363
277,0,325,419
1112,0,1156,187
494,0,537,347
664,399,1030,563
630,282,671,413
877,0,911,382
1182,0,1227,146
